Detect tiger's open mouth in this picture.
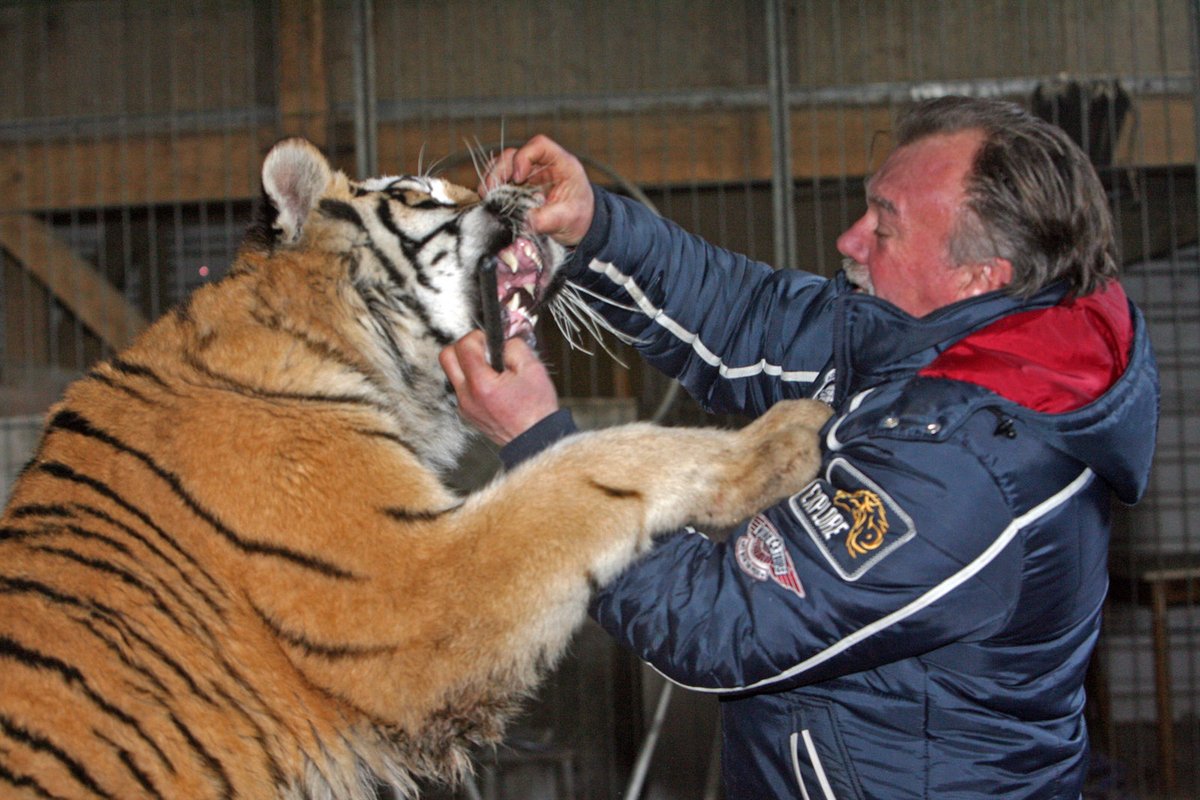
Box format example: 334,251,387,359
477,233,555,370
494,236,547,342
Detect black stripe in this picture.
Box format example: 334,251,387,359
0,525,42,544
395,291,455,346
356,204,458,345
44,410,360,580
8,504,74,520
318,198,364,227
181,354,379,408
587,479,643,500
85,370,154,404
167,713,234,800
214,655,285,731
0,761,70,800
251,602,397,660
246,306,383,393
76,616,175,700
353,428,421,459
375,200,438,292
0,715,113,799
184,352,379,410
60,523,135,557
356,289,422,387
90,615,214,710
0,575,92,612
33,462,229,603
109,358,170,390
94,731,165,800
380,506,453,523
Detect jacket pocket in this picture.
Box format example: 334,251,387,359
790,699,866,800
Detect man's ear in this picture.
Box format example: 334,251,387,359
960,257,1013,298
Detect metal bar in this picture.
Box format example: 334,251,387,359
621,681,673,800
766,0,796,270
2,74,1192,144
1189,0,1200,273
351,0,378,178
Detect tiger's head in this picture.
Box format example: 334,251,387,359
249,137,568,367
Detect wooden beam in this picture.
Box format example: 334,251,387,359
0,95,1190,213
0,215,147,350
0,130,265,213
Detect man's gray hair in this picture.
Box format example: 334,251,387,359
895,95,1118,298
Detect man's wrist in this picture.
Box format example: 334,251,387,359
499,409,579,470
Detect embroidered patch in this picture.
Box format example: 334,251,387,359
789,458,916,581
735,514,806,598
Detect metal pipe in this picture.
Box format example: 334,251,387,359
351,0,378,178
766,0,797,270
621,681,673,800
1,74,1192,143
1189,0,1200,257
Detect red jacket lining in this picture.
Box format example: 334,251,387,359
918,282,1132,414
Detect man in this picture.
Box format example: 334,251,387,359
440,97,1159,798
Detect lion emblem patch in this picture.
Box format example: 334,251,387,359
789,458,916,581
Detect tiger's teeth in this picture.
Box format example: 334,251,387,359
529,314,539,327
500,251,519,272
507,295,522,311
524,241,543,268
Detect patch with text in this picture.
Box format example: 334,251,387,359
735,514,806,599
788,458,915,581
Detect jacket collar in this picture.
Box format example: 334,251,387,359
831,280,1070,404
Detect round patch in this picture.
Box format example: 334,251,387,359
735,514,806,599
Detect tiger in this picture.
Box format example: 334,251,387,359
0,137,832,799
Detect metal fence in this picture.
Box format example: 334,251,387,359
1,2,1198,798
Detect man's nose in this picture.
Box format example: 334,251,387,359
836,215,870,264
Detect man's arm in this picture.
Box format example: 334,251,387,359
484,134,841,418
566,186,841,416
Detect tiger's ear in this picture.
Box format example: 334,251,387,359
262,138,333,243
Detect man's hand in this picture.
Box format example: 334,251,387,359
483,135,595,247
440,331,561,445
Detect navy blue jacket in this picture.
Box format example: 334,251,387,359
502,187,1159,799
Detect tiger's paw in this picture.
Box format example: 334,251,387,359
708,399,832,525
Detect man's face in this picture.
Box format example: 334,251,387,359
836,129,987,318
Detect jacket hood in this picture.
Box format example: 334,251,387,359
834,280,1159,504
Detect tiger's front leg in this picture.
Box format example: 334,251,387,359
479,397,833,571
690,397,834,527
559,397,834,538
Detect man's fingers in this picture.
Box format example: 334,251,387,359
440,330,491,387
438,341,466,389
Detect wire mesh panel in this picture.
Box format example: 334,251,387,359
1,2,1198,798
